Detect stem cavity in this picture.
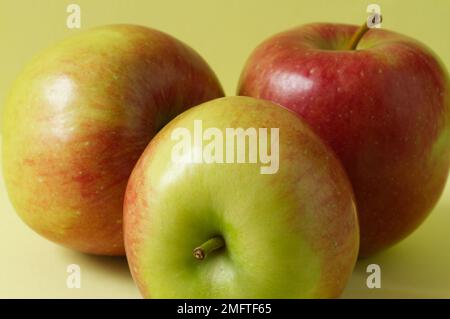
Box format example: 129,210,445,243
193,236,225,261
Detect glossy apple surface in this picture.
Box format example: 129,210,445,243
2,24,224,255
124,96,359,298
238,23,450,256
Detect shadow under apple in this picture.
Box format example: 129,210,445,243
55,247,140,298
343,185,450,298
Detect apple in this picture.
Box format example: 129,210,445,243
124,96,359,298
238,22,450,257
2,24,224,255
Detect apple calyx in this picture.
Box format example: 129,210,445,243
193,236,225,261
346,15,383,50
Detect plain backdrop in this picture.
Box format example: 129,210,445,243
0,0,450,298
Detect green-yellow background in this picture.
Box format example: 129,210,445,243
0,0,449,298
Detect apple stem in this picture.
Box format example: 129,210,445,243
346,15,382,50
193,236,225,260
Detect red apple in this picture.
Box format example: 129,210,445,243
2,24,224,255
238,23,450,256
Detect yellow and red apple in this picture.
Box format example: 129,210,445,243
2,24,224,255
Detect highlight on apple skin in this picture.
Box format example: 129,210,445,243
124,96,359,298
2,24,224,255
238,23,450,257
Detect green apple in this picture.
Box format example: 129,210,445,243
124,96,359,298
2,24,224,255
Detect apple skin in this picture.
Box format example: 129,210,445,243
2,24,224,255
238,23,450,257
124,96,359,298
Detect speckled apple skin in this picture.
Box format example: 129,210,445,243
124,96,359,298
238,23,450,257
2,24,224,255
